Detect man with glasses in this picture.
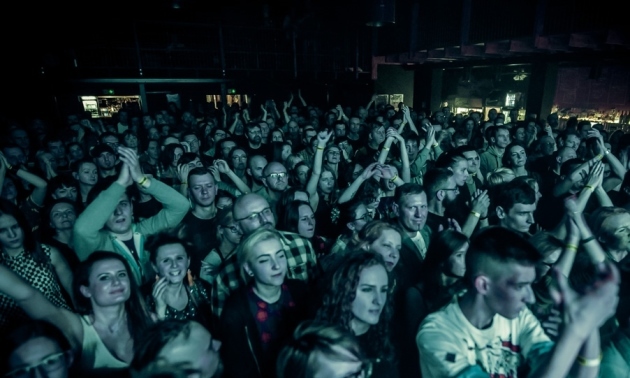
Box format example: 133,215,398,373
210,193,318,320
424,168,460,236
261,161,289,212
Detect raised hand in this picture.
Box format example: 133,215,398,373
117,146,143,182
214,159,231,174
317,130,334,148
586,161,604,188
471,189,490,218
378,164,396,180
177,164,191,183
360,162,380,180
208,165,221,182
152,276,169,316
550,262,620,339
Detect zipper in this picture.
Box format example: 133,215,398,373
245,326,262,376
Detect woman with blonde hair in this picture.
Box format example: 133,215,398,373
219,228,309,378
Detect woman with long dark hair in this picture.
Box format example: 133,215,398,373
400,229,468,376
0,251,153,374
0,200,74,334
316,251,397,378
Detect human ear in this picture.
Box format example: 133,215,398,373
347,222,355,231
392,203,399,216
79,285,92,299
243,263,254,277
474,275,490,295
496,206,505,219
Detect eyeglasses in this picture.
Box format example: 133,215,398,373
441,187,459,193
235,207,273,222
354,213,373,222
267,172,287,180
232,155,247,161
6,351,69,378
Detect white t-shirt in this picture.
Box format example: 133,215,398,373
417,297,552,377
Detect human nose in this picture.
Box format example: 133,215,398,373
373,290,385,306
524,285,535,304
7,228,16,238
526,213,534,224
114,205,123,215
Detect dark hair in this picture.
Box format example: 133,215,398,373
465,227,541,288
277,200,312,235
316,251,394,362
178,152,201,167
1,320,72,374
495,178,536,213
145,231,192,265
70,158,97,174
187,166,213,183
337,199,367,236
99,132,119,145
434,150,466,170
421,230,469,292
0,200,46,264
290,161,310,189
276,188,310,222
393,183,425,206
131,319,193,372
277,320,365,378
159,143,184,168
48,173,79,195
501,142,528,168
423,168,454,198
73,251,153,344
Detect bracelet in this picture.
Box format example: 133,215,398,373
480,215,488,221
582,236,596,244
565,244,579,252
137,176,149,187
382,147,390,151
577,354,602,367
389,174,398,183
316,146,325,151
595,153,604,161
584,185,594,192
180,181,187,185
432,142,439,148
470,210,480,218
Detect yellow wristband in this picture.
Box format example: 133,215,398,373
470,210,480,218
565,244,579,252
382,147,390,151
584,185,594,192
577,354,602,367
317,146,325,151
389,174,398,183
137,176,149,187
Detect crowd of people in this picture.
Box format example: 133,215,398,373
0,93,629,377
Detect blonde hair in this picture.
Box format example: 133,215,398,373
486,167,516,188
235,228,283,282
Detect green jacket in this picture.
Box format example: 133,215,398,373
73,179,190,284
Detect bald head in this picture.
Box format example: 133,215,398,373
247,155,268,184
233,193,276,235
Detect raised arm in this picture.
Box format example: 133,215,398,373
215,159,251,194
297,89,307,107
117,147,189,235
335,104,349,122
461,189,490,237
0,264,82,351
366,94,377,112
377,127,398,164
402,105,419,135
338,162,379,204
1,153,49,206
306,130,333,207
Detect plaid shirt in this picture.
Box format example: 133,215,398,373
210,230,319,320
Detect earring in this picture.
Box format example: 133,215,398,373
248,271,254,276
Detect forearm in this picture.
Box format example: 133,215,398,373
179,183,189,198
338,177,366,204
532,326,588,378
377,137,395,164
593,186,613,207
572,330,600,378
74,183,125,238
224,171,251,194
399,141,411,182
605,151,627,180
228,118,238,134
16,168,47,189
461,214,480,238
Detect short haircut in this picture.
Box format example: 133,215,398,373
131,319,193,372
244,122,261,134
187,166,213,182
393,183,426,206
423,168,454,199
49,173,79,194
465,226,542,288
145,231,192,264
276,321,365,378
495,178,536,213
434,150,466,170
